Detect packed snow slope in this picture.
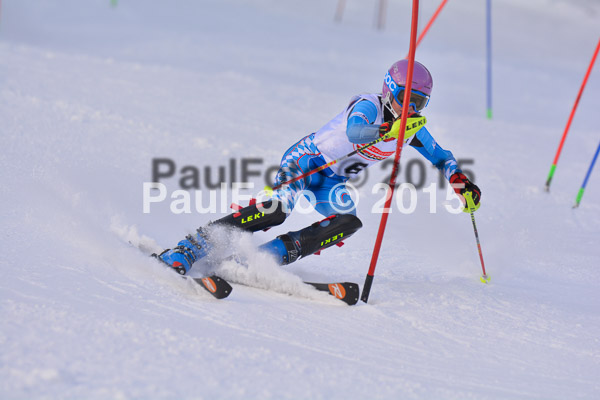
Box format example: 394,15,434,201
1,0,599,399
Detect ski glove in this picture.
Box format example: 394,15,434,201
378,122,393,142
380,114,427,143
450,172,481,210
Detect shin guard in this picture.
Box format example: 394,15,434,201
210,200,287,232
259,214,363,265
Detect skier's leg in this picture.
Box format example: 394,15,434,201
309,177,357,217
157,136,319,274
157,199,287,274
209,199,287,232
259,213,363,265
259,174,362,265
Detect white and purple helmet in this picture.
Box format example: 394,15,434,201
382,59,433,118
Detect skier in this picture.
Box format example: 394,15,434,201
156,59,481,275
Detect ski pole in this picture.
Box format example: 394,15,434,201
573,139,600,208
464,191,489,283
267,117,425,192
361,0,420,303
545,38,600,191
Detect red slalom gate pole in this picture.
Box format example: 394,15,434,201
406,0,448,58
545,38,600,191
361,0,420,303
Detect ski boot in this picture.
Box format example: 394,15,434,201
156,229,211,275
259,214,363,265
157,200,287,274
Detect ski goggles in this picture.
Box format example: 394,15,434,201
392,85,430,111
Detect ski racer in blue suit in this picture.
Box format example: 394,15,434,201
157,60,482,274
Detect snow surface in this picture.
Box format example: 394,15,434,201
1,0,599,398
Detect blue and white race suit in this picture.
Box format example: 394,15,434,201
271,93,461,217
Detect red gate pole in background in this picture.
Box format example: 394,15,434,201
411,0,449,56
361,0,420,303
376,0,388,30
334,0,346,22
545,38,600,191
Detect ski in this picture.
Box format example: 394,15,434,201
149,254,233,300
122,235,353,303
186,275,232,300
122,239,233,300
218,256,359,305
305,281,360,305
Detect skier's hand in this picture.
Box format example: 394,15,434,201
450,172,481,211
378,122,394,142
382,114,427,143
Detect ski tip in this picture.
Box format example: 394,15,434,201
328,282,359,306
480,275,491,284
305,281,360,306
343,283,360,306
193,275,233,299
